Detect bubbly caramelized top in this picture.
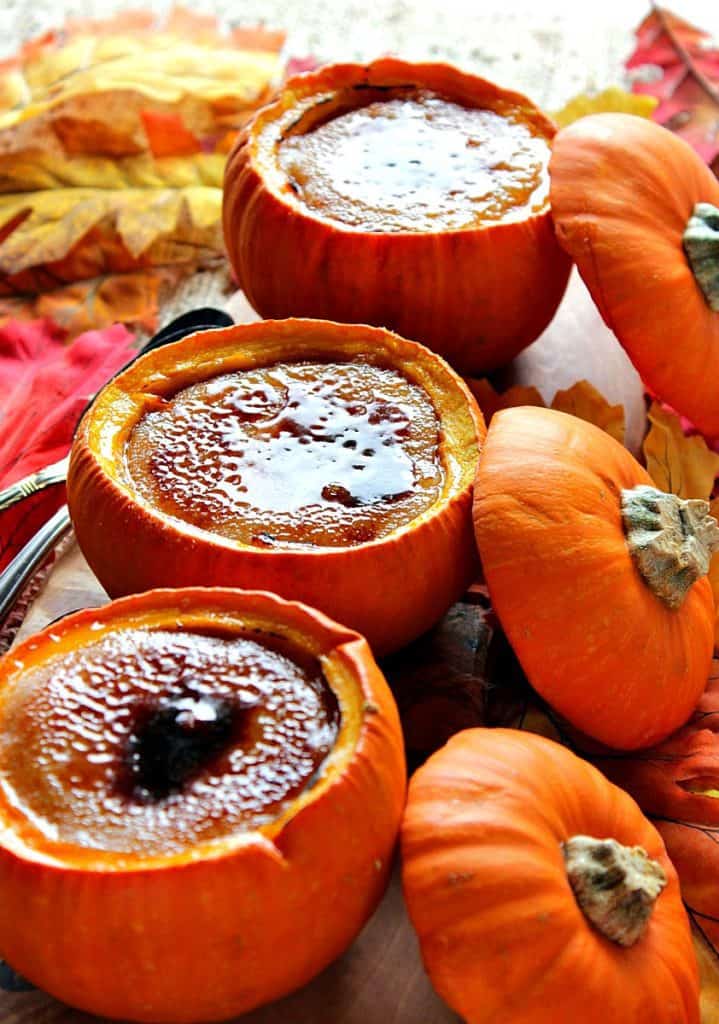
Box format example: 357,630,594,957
125,360,444,548
277,89,550,232
0,628,339,855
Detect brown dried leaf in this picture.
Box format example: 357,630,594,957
643,402,719,499
553,86,657,127
550,380,625,445
709,498,719,648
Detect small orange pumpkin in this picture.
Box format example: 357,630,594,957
401,728,700,1024
550,113,719,436
67,318,484,655
0,587,406,1022
473,406,718,749
223,59,571,374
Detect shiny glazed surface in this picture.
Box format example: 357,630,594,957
277,89,550,232
125,360,444,547
0,628,339,855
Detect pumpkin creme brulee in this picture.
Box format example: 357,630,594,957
125,359,444,548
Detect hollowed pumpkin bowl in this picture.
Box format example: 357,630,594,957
67,318,485,654
223,58,572,374
0,587,406,1022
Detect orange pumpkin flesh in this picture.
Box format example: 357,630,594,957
550,113,719,437
473,406,716,750
67,318,485,655
223,59,572,374
401,728,700,1024
0,588,406,1023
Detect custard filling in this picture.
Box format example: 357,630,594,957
125,360,444,547
277,89,550,232
0,628,339,854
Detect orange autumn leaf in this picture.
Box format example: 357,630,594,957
551,380,625,445
464,377,545,420
0,266,192,337
643,402,719,499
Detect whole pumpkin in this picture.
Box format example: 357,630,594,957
223,58,571,374
550,113,719,437
401,728,700,1024
473,406,718,749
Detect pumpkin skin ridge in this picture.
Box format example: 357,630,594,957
472,407,715,750
550,113,719,436
0,587,406,1023
68,319,485,655
401,728,700,1024
223,58,572,374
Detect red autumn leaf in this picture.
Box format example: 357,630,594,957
592,660,719,971
627,6,719,169
0,318,136,571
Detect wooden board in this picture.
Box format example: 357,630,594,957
2,274,646,1023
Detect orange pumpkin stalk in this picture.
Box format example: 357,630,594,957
402,728,700,1024
223,58,571,374
473,406,718,750
550,113,719,437
0,588,406,1022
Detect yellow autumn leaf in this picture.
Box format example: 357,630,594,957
553,86,658,127
643,403,719,499
551,380,625,445
0,151,226,194
0,9,283,155
0,185,222,279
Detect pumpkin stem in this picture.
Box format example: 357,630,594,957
562,835,666,947
683,202,719,312
621,484,719,609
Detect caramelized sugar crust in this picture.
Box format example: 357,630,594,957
277,89,550,232
125,360,444,548
0,628,339,855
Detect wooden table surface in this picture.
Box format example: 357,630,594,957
2,273,646,1024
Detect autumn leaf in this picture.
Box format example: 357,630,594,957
627,6,719,169
709,498,719,648
643,402,719,499
551,380,625,445
0,317,137,573
0,9,284,165
0,184,223,285
0,8,284,335
464,377,545,420
0,266,192,337
466,376,625,444
553,86,657,127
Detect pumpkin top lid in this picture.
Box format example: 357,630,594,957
549,112,719,437
73,318,484,556
245,58,558,237
472,406,717,750
0,587,396,872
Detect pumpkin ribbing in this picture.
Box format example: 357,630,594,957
562,835,667,947
683,202,719,312
621,484,719,610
